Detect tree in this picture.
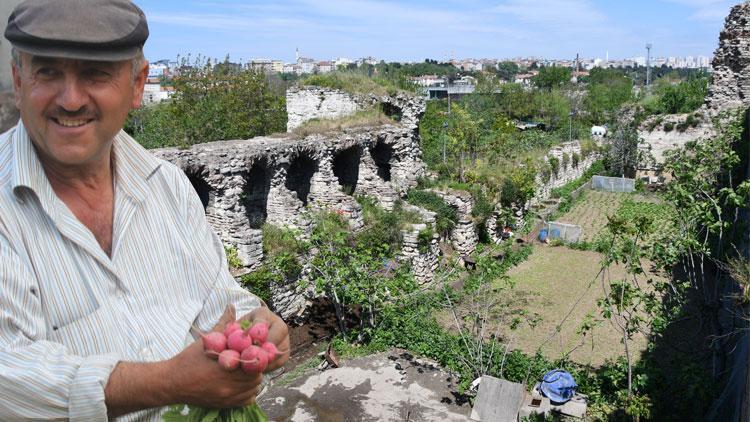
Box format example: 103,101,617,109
125,56,287,149
532,66,571,90
306,212,416,342
658,76,709,114
606,123,641,177
584,68,634,124
496,61,520,82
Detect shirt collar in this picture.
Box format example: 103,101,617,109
10,121,162,206
111,129,162,203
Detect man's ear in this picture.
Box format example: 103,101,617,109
130,60,149,110
11,60,23,109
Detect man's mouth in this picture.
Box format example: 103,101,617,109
52,117,93,128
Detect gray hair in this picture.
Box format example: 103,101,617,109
10,47,20,69
11,46,145,83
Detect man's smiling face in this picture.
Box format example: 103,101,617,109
12,52,147,169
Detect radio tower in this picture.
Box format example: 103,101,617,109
646,43,653,87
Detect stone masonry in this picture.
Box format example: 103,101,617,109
286,86,426,132
706,2,750,113
531,141,600,203
154,89,427,318
430,189,479,256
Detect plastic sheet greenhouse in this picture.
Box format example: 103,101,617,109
591,175,635,193
544,222,583,243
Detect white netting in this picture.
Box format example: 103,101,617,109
591,175,635,193
546,222,582,243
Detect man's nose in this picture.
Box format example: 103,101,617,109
56,76,88,112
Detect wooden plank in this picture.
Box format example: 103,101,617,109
470,376,525,421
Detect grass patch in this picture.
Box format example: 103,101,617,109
502,246,653,366
274,355,323,387
292,108,395,137
301,71,404,97
405,190,458,236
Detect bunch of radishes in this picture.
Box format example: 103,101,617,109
201,320,281,374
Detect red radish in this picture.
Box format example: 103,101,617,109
248,322,269,344
223,321,242,338
202,332,227,357
218,349,241,371
241,345,268,374
260,342,279,360
227,330,253,352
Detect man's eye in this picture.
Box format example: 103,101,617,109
83,69,111,80
36,67,59,78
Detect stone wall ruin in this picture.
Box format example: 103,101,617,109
286,86,426,132
153,103,426,318
155,87,603,318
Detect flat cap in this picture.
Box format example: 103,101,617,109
5,0,149,61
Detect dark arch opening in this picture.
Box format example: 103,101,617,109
380,102,403,121
332,146,361,195
370,142,394,182
244,160,271,229
285,154,318,206
184,165,212,210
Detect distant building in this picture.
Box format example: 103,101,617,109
334,57,354,69
271,60,284,73
357,56,379,66
148,63,168,79
142,83,173,105
317,61,334,73
410,75,446,87
454,75,476,86
248,59,285,73
514,71,538,86
299,61,316,74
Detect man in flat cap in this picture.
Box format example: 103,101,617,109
0,0,289,419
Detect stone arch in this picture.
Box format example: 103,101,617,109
184,164,212,210
332,146,362,195
370,142,394,182
285,153,318,206
380,102,403,121
244,159,271,229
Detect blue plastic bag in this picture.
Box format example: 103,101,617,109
539,369,577,404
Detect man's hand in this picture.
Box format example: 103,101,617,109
165,305,264,407
238,306,291,373
104,306,263,417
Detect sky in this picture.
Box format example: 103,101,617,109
134,0,739,63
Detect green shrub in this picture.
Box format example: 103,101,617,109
548,156,560,176
125,58,287,148
663,122,674,132
571,152,581,168
224,246,243,270
301,71,405,97
239,267,275,306
405,190,458,236
417,227,434,253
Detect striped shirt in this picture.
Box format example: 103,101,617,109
0,123,261,421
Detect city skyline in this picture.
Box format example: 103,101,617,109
135,0,735,63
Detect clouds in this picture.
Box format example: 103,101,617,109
661,0,736,22
135,0,722,62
